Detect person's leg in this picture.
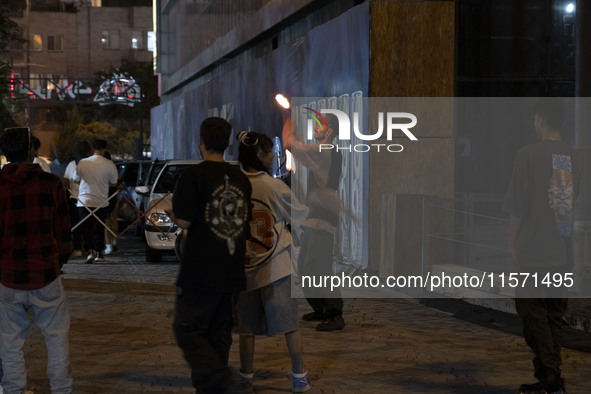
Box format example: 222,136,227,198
30,279,72,394
77,207,94,254
174,290,237,393
545,298,568,390
0,284,31,394
285,330,304,374
515,298,562,387
92,207,108,255
239,334,255,374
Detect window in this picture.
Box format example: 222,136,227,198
29,34,42,51
47,35,63,51
92,0,102,6
147,31,154,52
131,31,143,49
101,30,120,49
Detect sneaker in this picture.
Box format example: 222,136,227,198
104,244,113,255
292,371,311,393
238,370,254,393
72,250,83,258
85,251,97,264
95,252,105,262
518,381,544,393
316,315,345,331
302,311,325,321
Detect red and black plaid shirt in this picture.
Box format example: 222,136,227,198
0,163,71,290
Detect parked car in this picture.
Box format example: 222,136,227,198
131,159,167,237
135,160,200,262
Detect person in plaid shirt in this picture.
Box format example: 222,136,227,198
0,127,73,394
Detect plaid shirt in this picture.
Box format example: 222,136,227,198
0,163,71,290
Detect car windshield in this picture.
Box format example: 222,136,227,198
153,164,192,193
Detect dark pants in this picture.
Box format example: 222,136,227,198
298,228,343,317
173,289,238,394
77,206,107,253
515,297,568,386
69,199,84,250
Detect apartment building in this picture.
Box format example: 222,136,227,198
6,0,153,154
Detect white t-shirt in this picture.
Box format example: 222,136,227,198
33,157,51,173
63,160,80,199
75,155,118,208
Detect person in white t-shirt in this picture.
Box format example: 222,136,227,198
74,139,118,264
63,139,93,257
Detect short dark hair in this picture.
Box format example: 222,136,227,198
237,131,274,172
534,98,566,131
31,135,41,151
0,127,31,163
92,138,108,151
200,117,232,154
73,139,92,161
324,113,339,133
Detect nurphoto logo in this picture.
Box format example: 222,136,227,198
304,108,418,153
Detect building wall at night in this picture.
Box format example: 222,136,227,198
151,0,577,272
6,2,153,154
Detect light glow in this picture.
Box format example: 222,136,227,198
565,3,575,13
275,93,290,109
286,149,295,173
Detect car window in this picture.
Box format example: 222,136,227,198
153,164,191,193
147,162,166,188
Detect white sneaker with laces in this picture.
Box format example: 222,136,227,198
105,244,113,255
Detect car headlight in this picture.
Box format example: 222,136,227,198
149,212,171,225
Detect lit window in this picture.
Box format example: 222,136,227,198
147,31,154,52
101,30,120,49
92,0,102,6
29,34,42,51
131,31,143,50
47,35,63,51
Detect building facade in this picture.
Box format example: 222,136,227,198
6,0,153,154
151,0,583,274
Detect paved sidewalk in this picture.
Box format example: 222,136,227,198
16,237,591,393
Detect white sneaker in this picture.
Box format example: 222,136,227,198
105,244,113,255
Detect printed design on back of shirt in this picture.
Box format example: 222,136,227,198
245,198,279,269
205,174,249,255
548,154,574,237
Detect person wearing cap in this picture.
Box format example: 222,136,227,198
0,126,73,394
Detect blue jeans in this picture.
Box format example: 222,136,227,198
0,278,72,394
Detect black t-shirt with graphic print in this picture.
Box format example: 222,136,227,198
173,161,252,292
504,140,581,269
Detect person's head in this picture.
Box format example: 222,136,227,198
92,138,108,152
199,117,232,155
237,131,274,172
313,113,338,143
54,147,67,164
31,135,41,155
0,127,33,163
73,139,92,163
534,98,566,134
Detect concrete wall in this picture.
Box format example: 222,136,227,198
368,0,455,271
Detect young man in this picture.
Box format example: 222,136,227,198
504,98,581,394
0,127,73,394
172,117,252,393
75,139,118,264
283,114,345,332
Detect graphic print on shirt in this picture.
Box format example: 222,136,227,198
246,198,278,268
205,174,249,255
548,154,574,237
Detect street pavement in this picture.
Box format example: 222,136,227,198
17,236,591,393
